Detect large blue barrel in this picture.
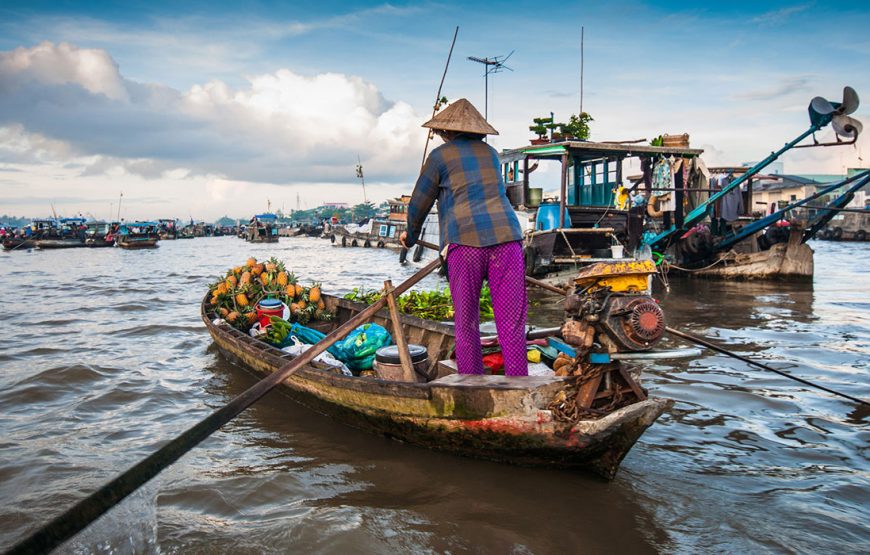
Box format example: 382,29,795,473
535,203,572,231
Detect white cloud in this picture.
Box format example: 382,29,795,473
0,41,425,186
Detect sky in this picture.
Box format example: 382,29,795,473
1,0,868,221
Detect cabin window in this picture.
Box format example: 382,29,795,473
379,224,388,237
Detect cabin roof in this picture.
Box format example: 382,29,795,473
754,174,823,192
500,140,704,163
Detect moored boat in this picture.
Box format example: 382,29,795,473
33,217,87,249
201,291,671,479
116,222,160,248
84,221,117,247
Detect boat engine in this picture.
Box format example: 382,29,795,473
560,260,664,354
547,260,663,424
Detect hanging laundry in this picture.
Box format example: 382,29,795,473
719,174,744,222
687,157,710,210
652,158,675,212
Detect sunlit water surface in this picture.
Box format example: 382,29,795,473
0,237,867,553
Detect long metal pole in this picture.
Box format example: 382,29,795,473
664,327,868,406
580,26,584,114
420,26,459,170
484,63,489,120
8,258,442,555
511,261,869,408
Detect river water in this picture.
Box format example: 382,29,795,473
0,237,867,554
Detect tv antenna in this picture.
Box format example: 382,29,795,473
467,50,514,120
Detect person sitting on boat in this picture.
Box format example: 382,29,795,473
400,98,528,377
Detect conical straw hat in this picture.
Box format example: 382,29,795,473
422,98,499,135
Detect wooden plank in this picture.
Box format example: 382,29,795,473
617,365,647,401
384,280,417,382
576,374,603,409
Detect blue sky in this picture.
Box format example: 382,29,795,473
1,1,868,219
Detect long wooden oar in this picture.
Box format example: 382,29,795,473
8,257,442,555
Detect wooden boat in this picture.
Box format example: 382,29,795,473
84,221,116,247
2,237,36,250
669,227,813,280
245,213,279,243
116,222,160,249
201,293,671,479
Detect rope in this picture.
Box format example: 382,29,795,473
665,326,869,407
662,252,733,273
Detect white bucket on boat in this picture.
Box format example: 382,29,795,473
611,245,624,258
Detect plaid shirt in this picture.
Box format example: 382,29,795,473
405,138,523,248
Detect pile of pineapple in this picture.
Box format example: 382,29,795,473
208,256,334,331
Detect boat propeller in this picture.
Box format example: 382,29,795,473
807,86,863,141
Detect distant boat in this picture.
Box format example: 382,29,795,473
84,221,117,248
245,213,279,243
116,222,160,249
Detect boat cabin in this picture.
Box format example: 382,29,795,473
499,140,702,276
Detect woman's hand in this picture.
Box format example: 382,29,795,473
399,231,409,248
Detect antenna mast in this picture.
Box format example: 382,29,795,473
580,26,585,114
467,51,514,121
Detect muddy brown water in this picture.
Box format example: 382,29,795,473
0,237,867,553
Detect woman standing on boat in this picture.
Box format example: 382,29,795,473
400,99,527,377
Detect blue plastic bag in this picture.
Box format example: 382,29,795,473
289,322,392,371
335,323,392,371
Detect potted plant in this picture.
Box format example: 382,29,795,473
529,116,553,145
561,112,593,141
546,120,563,141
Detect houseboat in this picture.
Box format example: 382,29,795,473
34,217,87,249
500,86,866,281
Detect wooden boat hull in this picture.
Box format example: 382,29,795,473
85,238,115,247
34,238,86,249
675,233,813,280
2,238,37,250
117,238,159,248
201,295,671,479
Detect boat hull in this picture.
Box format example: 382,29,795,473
202,295,670,479
34,239,86,249
675,233,813,280
117,238,159,248
2,238,37,250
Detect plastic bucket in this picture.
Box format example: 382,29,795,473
535,203,572,231
611,245,624,258
257,298,284,328
527,188,543,207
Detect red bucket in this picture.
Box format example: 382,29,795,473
256,298,284,329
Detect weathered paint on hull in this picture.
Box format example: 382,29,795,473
688,241,813,281
202,297,671,479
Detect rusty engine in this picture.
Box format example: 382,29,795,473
561,260,665,355
548,260,665,422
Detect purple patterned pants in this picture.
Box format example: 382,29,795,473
447,241,528,376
